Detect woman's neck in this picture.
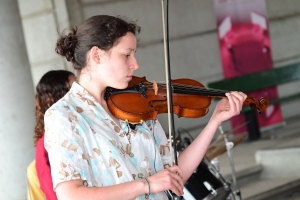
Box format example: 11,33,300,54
78,72,106,104
78,74,121,126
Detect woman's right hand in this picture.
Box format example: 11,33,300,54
147,165,184,196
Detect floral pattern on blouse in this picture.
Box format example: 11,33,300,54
44,82,171,200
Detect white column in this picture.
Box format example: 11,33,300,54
0,0,35,199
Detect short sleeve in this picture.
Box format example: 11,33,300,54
44,107,89,190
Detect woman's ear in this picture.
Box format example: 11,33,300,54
90,46,101,64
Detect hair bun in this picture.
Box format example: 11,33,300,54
55,28,78,62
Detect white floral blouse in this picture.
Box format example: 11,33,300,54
44,82,171,200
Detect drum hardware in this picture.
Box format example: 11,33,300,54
166,190,183,200
204,157,231,191
210,157,220,172
210,121,249,147
184,156,231,200
175,128,232,200
206,121,249,162
176,136,185,152
183,137,191,148
175,125,247,200
177,128,194,146
203,181,217,196
230,190,241,200
167,134,185,152
218,125,242,200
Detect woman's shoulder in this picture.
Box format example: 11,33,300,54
44,92,75,119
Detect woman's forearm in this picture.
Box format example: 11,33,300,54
56,179,148,200
178,119,220,183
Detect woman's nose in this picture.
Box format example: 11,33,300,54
131,58,139,70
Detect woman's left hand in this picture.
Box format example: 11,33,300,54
210,91,247,124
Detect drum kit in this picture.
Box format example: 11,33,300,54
175,122,249,200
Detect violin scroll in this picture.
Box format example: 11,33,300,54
244,96,269,113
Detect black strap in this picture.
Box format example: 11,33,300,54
129,123,137,130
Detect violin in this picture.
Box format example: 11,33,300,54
105,76,269,124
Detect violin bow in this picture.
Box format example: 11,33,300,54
161,1,181,199
161,0,178,168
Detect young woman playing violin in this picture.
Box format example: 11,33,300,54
45,15,247,200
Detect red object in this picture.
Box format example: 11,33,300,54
36,135,58,200
216,14,283,134
220,23,272,78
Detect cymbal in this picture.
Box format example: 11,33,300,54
211,121,249,145
206,133,247,160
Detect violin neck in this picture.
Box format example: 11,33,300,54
172,84,228,97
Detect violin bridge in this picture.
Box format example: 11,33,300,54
153,80,158,95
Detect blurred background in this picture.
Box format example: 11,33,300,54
0,0,299,199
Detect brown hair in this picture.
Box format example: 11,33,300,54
34,70,74,145
55,15,141,71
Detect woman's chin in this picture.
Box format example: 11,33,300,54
111,83,128,90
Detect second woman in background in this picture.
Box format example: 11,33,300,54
34,70,76,200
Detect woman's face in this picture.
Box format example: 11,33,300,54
98,32,139,89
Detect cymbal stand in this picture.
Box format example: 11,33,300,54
218,125,242,200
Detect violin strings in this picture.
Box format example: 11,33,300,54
141,81,228,96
